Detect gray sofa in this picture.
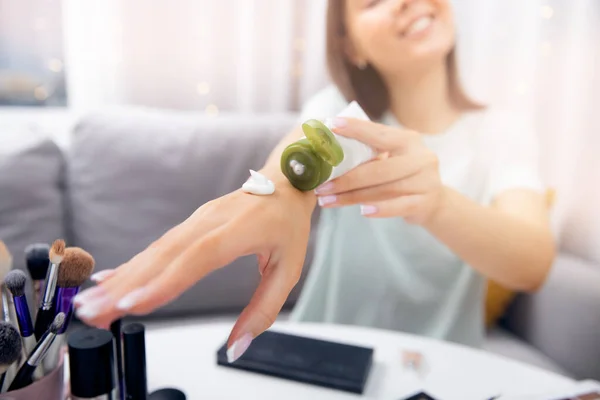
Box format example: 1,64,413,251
1,106,599,381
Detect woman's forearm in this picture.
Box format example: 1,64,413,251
423,187,555,292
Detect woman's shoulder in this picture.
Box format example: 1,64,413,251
298,84,349,121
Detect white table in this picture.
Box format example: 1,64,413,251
144,321,574,400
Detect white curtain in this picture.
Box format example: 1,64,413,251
5,0,599,263
452,0,600,262
61,0,329,114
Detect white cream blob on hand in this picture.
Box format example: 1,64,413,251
241,169,275,195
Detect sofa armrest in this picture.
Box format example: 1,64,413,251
503,254,600,379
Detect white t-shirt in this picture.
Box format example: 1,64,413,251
289,85,545,347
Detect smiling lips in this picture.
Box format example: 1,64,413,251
402,15,434,37
398,0,437,39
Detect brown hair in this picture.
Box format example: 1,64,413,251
326,0,483,120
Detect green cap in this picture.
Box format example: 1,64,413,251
301,119,344,167
281,138,333,191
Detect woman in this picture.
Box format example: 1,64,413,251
74,0,554,362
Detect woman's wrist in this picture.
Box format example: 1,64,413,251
258,166,317,208
421,185,455,231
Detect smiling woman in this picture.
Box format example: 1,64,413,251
287,0,553,342
326,0,483,120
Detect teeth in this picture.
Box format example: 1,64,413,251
405,16,432,36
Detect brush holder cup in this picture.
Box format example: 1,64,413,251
0,348,65,400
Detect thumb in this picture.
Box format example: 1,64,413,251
225,251,304,363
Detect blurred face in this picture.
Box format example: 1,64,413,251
344,0,455,77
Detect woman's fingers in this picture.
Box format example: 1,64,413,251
117,224,240,316
74,246,163,327
74,210,227,327
316,152,427,196
360,194,430,221
90,269,116,283
100,216,209,294
319,172,431,207
331,117,418,152
226,248,304,362
82,223,238,327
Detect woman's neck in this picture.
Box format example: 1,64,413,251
385,59,462,134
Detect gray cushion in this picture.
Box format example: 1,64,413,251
504,254,600,380
484,328,570,377
67,107,315,317
0,131,66,284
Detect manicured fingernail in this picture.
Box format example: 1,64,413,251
330,117,347,129
73,286,106,306
315,182,334,195
318,195,337,206
90,270,115,283
75,296,108,320
116,288,147,311
76,304,100,320
360,205,378,215
227,333,253,363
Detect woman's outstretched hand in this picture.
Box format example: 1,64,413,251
74,171,315,361
315,118,445,225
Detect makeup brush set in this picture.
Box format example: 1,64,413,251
0,239,186,399
0,239,75,395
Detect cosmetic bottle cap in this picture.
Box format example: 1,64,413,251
68,328,115,398
149,388,187,400
123,322,148,399
281,138,333,191
302,119,344,167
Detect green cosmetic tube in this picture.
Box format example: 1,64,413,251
281,101,374,191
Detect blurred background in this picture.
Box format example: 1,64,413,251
1,0,599,383
1,0,598,262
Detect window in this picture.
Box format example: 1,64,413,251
0,0,67,107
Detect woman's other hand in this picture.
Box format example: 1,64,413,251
74,170,315,361
315,118,444,224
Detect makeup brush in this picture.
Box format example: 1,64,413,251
24,243,50,311
0,321,22,393
4,270,35,356
8,312,65,391
0,241,21,391
33,239,65,341
5,270,45,381
0,241,15,324
43,246,95,372
54,247,95,333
